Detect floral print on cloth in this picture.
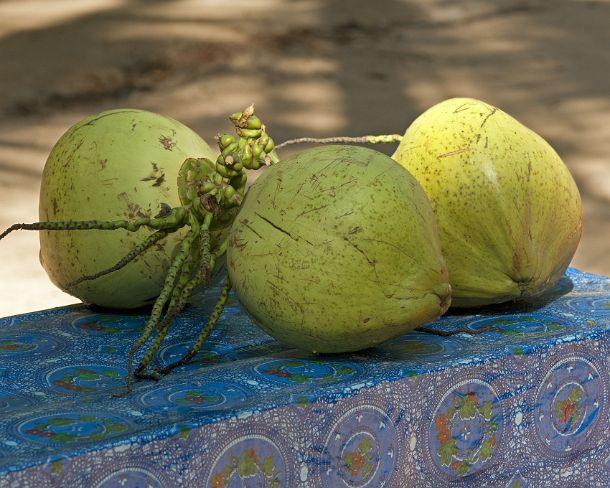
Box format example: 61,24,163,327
0,268,609,487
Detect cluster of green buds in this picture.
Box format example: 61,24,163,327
217,104,279,172
177,157,237,221
177,105,278,220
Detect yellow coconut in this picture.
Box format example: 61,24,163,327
392,98,582,307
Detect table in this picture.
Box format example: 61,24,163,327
0,268,609,487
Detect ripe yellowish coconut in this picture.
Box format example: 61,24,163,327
392,98,582,307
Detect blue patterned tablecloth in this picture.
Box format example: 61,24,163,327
0,268,609,487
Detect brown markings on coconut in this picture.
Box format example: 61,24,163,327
228,144,451,354
159,131,177,151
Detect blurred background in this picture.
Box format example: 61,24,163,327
0,0,608,316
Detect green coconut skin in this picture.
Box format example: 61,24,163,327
39,108,216,309
227,145,451,353
392,98,582,307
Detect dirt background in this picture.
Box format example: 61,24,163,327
0,0,609,316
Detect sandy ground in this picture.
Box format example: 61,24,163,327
0,0,609,316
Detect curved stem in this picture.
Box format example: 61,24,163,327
275,134,403,150
415,325,501,337
134,244,198,380
0,207,188,241
0,220,138,241
135,228,213,379
66,230,169,290
213,237,228,260
153,275,231,376
114,226,198,397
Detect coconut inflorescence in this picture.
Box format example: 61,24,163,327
1,105,278,391
227,145,451,353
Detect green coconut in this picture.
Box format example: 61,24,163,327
392,98,582,307
227,145,451,353
39,108,216,309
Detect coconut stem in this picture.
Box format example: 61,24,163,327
415,325,500,336
275,134,403,150
66,230,170,290
133,250,197,381
0,207,188,241
134,229,213,379
122,106,277,385
153,275,231,376
117,225,198,396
